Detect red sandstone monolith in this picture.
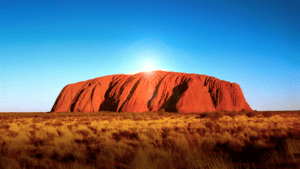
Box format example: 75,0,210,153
51,70,252,113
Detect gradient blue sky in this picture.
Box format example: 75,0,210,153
1,0,299,112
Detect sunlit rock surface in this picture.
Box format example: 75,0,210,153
51,70,252,113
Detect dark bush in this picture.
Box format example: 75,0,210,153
112,131,139,142
288,130,300,140
224,111,238,118
62,152,76,163
158,109,165,116
205,121,214,130
262,111,273,118
17,155,37,169
199,112,209,118
162,138,176,150
210,111,224,120
246,112,257,118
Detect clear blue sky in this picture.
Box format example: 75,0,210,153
1,0,299,112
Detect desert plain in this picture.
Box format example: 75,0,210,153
1,110,300,169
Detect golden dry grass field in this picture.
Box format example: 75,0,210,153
1,110,300,169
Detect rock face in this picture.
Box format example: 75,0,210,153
51,70,252,113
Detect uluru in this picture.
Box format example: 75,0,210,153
51,70,252,113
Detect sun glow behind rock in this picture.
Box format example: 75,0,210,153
141,62,156,72
127,59,168,75
127,69,168,75
124,39,174,75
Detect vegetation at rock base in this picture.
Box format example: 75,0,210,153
0,110,300,169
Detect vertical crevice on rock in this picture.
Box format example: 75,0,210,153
99,81,118,112
70,89,85,112
147,88,158,110
119,78,141,112
160,81,188,113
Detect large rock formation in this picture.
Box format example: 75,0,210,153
51,70,252,113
